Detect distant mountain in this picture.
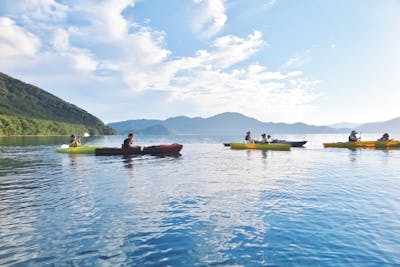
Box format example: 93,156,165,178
109,112,350,135
327,122,361,129
0,72,116,136
356,117,400,134
135,124,172,135
110,119,163,134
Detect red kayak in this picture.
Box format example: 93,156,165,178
95,143,183,156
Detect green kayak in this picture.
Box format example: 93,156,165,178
229,142,291,151
56,146,96,154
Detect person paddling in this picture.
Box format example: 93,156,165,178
260,133,271,144
348,130,360,142
378,133,390,141
122,133,138,149
245,131,254,144
69,134,81,147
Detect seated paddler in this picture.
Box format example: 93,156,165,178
378,133,390,141
260,133,271,144
69,134,81,147
122,133,139,149
348,130,360,142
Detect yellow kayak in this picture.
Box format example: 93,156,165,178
229,142,291,151
56,146,96,154
323,140,400,149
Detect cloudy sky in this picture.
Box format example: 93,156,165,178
1,0,399,125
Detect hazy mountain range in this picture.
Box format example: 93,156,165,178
109,112,348,135
327,122,362,129
356,117,400,134
109,112,400,135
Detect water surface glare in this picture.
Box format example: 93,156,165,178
0,135,399,266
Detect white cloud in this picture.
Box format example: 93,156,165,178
191,0,227,39
52,28,70,51
264,0,277,8
165,63,319,121
19,0,68,22
0,17,41,63
281,50,311,69
206,31,265,68
120,31,265,92
74,0,135,41
0,0,319,123
50,28,98,72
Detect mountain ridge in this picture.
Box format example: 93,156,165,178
0,72,116,136
109,112,351,135
110,112,400,135
356,117,400,133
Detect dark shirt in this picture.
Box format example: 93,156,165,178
348,134,358,142
122,138,133,148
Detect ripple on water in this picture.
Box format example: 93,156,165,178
1,138,400,266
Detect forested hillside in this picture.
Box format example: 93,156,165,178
0,72,115,136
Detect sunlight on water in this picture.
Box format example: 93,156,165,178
0,135,400,266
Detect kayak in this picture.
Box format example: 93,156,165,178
56,146,96,154
323,140,400,149
95,144,183,156
229,142,290,151
224,140,306,147
271,139,307,147
56,144,183,155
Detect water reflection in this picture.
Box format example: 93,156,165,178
261,150,267,159
122,155,135,169
122,155,135,178
0,135,103,147
0,136,68,146
1,136,400,266
348,149,358,162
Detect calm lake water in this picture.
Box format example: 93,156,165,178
1,134,399,266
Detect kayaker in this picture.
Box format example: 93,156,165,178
69,134,81,147
378,133,390,141
348,130,360,142
122,133,137,149
267,134,273,143
260,133,271,144
245,131,254,144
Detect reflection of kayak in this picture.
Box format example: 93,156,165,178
56,144,183,155
229,142,290,151
95,144,183,156
323,140,400,149
56,146,96,154
271,140,307,147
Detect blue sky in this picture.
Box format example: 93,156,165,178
1,0,399,125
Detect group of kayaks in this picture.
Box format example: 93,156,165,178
55,138,400,155
56,144,183,156
224,139,400,151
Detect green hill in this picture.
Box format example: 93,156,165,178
0,72,116,136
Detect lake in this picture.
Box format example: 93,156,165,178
1,134,399,266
